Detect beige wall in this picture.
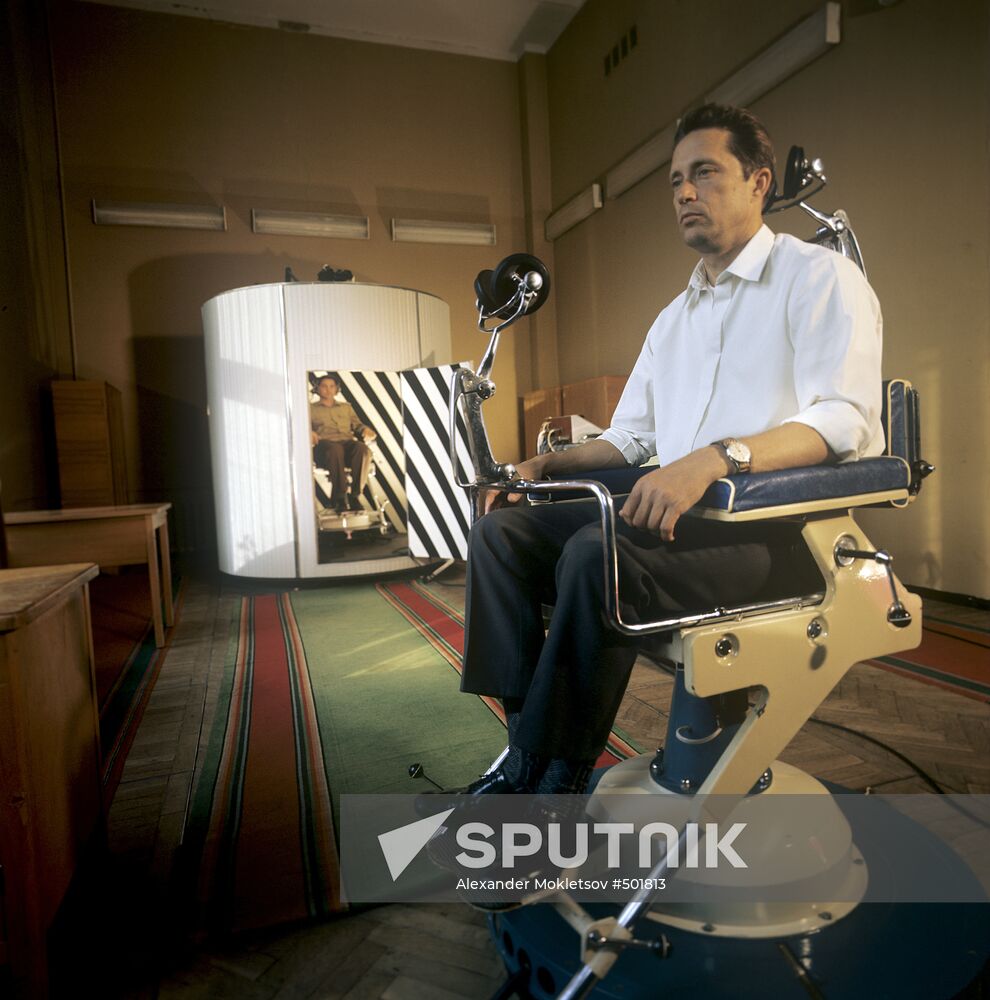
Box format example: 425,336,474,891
7,0,988,596
543,0,990,598
48,1,531,545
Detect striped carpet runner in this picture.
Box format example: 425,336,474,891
869,614,990,702
376,579,642,766
190,594,342,934
184,582,511,936
181,581,984,937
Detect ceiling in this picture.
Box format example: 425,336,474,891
82,0,588,62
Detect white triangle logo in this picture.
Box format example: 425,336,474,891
378,808,455,881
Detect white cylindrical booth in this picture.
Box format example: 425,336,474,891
202,281,451,578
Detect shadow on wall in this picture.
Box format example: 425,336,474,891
131,336,214,555
127,252,307,555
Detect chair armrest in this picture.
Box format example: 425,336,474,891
539,457,911,520
695,456,911,520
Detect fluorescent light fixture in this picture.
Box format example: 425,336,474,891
605,2,840,200
390,218,496,246
605,123,678,200
91,200,226,230
706,2,840,107
544,183,603,241
251,209,369,239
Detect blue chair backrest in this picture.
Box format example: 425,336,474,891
881,378,928,495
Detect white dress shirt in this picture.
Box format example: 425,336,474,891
599,225,884,466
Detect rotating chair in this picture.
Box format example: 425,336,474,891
313,443,393,538
447,229,984,994
496,378,933,994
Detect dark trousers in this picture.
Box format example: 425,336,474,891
314,438,371,506
460,499,819,761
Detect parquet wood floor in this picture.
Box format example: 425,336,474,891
99,568,986,999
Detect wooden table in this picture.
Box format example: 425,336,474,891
4,503,174,647
0,564,104,997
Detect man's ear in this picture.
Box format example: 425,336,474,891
752,166,774,202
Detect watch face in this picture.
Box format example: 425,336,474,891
727,440,749,463
722,439,751,470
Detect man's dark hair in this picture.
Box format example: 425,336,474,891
674,103,776,205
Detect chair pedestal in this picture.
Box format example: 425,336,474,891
582,511,920,940
595,512,920,805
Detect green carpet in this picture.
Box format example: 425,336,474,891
290,585,507,813
183,581,506,933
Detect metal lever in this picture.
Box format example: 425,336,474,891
586,929,671,959
834,545,912,628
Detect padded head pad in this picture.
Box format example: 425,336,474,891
782,145,806,200
474,268,499,312
490,253,551,315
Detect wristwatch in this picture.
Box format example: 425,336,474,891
717,438,752,474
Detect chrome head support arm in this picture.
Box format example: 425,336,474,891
449,253,551,487
764,145,867,277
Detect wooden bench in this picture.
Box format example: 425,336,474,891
4,503,174,647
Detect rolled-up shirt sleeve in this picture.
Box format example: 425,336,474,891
782,253,883,461
599,329,658,466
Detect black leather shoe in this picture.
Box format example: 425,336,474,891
442,766,524,796
414,765,516,819
414,749,547,819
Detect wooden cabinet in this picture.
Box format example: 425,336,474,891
561,375,628,431
0,564,104,998
51,380,128,507
520,375,628,455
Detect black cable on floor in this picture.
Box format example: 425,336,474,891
809,715,990,829
809,715,948,792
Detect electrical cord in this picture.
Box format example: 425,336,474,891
808,715,990,829
808,715,949,793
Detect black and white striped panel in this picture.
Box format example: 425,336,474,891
310,370,407,533
400,365,472,560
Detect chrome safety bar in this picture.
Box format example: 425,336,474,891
558,829,691,1000
467,478,824,638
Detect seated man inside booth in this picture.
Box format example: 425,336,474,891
310,373,378,512
453,103,883,798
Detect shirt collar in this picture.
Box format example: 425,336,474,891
686,224,775,295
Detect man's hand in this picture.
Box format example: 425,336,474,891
482,455,550,514
362,429,377,442
311,431,319,447
479,439,628,516
620,446,727,541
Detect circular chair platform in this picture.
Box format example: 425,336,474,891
491,787,988,999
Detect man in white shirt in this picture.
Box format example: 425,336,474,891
454,103,882,798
